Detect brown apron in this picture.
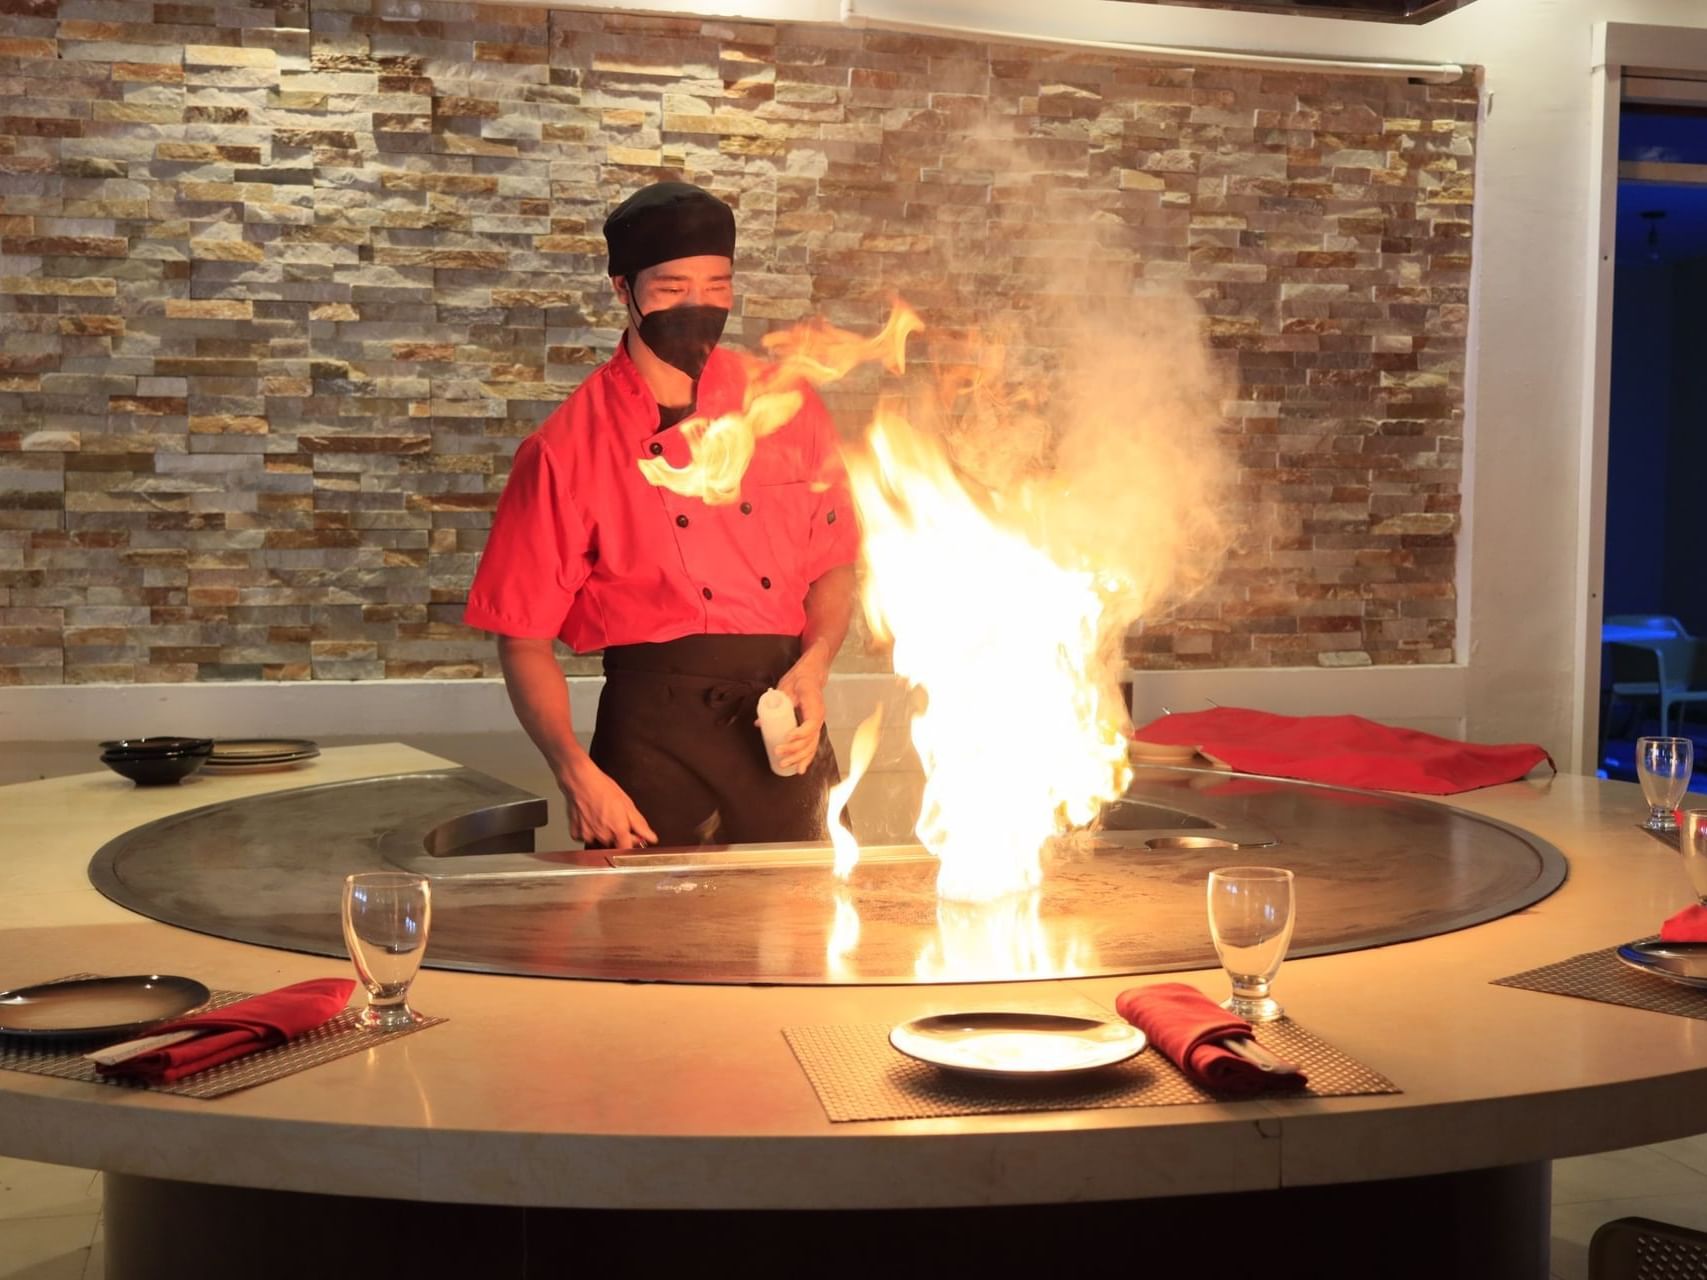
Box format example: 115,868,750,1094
589,634,839,848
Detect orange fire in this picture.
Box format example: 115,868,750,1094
826,882,863,983
825,706,883,981
639,305,922,506
914,893,1088,982
635,295,1229,973
844,411,1134,903
828,705,883,880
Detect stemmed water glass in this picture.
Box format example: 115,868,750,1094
1207,866,1296,1023
1637,736,1693,833
341,872,431,1028
1679,810,1707,904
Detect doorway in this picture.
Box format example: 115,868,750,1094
1580,24,1707,781
1597,100,1707,784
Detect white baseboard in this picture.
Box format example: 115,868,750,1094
0,666,1469,745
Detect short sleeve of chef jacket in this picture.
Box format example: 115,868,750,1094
799,387,860,584
462,435,590,639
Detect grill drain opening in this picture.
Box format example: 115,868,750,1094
1144,834,1274,851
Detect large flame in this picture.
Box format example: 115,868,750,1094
632,293,1229,975
639,304,923,506
847,414,1133,903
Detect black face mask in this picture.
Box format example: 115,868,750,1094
630,295,728,382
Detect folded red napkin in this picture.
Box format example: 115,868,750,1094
1114,982,1306,1096
1661,905,1707,943
1131,707,1553,796
95,978,355,1084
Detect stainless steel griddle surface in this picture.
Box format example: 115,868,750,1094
88,766,1565,985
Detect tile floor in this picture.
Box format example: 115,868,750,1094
1549,1136,1707,1277
0,1160,102,1280
2,1140,1704,1278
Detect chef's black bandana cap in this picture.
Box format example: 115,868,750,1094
603,181,736,282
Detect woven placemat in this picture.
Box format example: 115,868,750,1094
783,1018,1398,1123
1493,942,1707,1021
0,978,445,1099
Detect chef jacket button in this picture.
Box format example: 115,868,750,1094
648,442,663,456
676,514,689,528
702,587,713,600
740,501,752,515
826,508,837,524
760,576,771,590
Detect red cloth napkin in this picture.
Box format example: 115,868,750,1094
96,978,355,1084
1131,707,1553,796
1114,982,1306,1096
1661,905,1707,943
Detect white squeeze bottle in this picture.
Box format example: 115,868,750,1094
756,688,803,777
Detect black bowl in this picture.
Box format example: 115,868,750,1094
100,752,207,786
99,737,214,757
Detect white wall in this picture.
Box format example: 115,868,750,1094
7,0,1690,766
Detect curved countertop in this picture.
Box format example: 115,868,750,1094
0,742,1703,1210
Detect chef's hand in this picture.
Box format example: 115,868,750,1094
771,652,829,776
560,759,657,850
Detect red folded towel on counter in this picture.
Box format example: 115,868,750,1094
94,978,355,1084
1661,905,1707,943
1131,707,1553,796
1115,982,1306,1096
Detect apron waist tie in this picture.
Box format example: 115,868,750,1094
701,678,770,728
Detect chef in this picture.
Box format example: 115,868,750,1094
463,181,858,851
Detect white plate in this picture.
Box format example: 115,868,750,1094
888,1012,1145,1079
1129,740,1202,765
202,742,320,773
201,755,318,774
209,738,319,760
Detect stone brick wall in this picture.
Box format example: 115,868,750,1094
0,3,1476,684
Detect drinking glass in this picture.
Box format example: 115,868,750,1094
1680,810,1707,903
341,872,431,1029
1207,866,1296,1023
1637,736,1694,832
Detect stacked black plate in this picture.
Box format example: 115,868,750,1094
204,739,321,773
99,737,214,786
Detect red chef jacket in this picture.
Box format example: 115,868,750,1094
463,340,858,652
